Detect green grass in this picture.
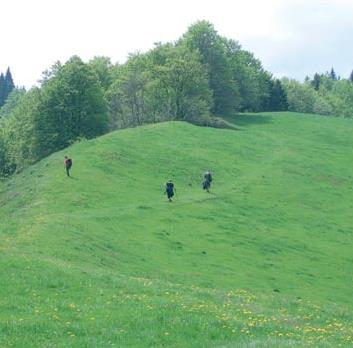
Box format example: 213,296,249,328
1,112,353,347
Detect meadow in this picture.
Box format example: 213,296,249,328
0,112,352,347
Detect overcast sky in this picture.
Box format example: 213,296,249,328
1,0,353,89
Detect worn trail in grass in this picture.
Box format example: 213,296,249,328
1,112,353,347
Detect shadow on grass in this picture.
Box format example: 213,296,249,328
68,176,78,180
188,112,273,131
223,113,273,128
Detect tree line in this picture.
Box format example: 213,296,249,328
282,68,353,117
1,21,353,178
0,21,288,177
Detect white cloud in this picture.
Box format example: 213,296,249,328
1,0,352,87
256,0,353,79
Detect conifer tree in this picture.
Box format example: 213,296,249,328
0,68,15,107
311,73,321,90
329,67,337,80
267,79,288,111
5,68,15,97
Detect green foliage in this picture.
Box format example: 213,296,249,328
154,45,212,121
179,22,277,114
313,94,334,116
311,73,321,91
181,21,241,114
291,70,353,118
88,56,114,91
0,131,9,177
231,50,274,112
39,61,62,85
1,88,41,173
0,88,26,120
106,44,212,129
1,113,353,347
106,54,152,129
34,56,108,159
327,80,353,117
0,57,108,176
281,78,316,113
267,79,288,111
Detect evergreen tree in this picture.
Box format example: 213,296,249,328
329,67,337,80
5,68,15,97
349,70,353,83
0,68,15,108
267,79,288,111
311,73,321,90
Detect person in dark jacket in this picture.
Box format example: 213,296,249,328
64,156,72,177
165,180,175,202
203,170,212,192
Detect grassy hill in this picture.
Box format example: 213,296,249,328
1,112,353,347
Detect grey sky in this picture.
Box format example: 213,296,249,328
1,0,352,89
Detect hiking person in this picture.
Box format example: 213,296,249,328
64,156,72,177
203,170,212,192
165,180,175,202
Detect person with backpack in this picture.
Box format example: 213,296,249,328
203,170,212,192
64,156,72,177
165,180,176,202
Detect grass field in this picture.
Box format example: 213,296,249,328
0,112,353,347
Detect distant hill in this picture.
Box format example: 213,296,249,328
1,112,353,347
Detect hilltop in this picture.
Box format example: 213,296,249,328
0,112,353,347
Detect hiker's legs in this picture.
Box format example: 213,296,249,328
66,167,70,177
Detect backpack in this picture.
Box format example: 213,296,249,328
66,158,72,168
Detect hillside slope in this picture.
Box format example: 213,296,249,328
1,112,353,347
